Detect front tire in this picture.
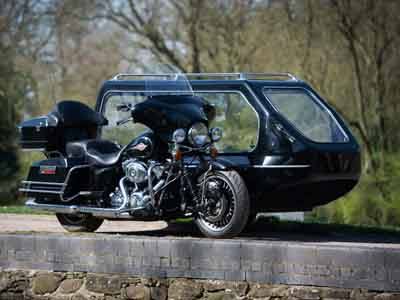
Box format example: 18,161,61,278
195,170,250,238
56,213,104,232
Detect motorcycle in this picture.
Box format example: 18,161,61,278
18,73,250,238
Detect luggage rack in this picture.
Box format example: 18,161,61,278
111,72,298,81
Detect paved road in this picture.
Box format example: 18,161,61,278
1,213,400,248
0,214,167,233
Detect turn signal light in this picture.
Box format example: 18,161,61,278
175,149,182,161
210,147,218,158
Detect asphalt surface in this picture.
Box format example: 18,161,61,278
1,213,400,248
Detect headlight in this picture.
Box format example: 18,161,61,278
172,128,186,143
188,122,210,146
210,127,223,142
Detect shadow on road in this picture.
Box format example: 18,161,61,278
98,217,400,245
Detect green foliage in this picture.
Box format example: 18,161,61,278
0,45,31,201
0,205,52,215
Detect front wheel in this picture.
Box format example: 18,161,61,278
56,213,104,233
195,170,250,238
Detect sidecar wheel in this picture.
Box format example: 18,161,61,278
195,170,250,238
56,213,104,233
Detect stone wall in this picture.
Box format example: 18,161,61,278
1,270,399,300
1,233,399,291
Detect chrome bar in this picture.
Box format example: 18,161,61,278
19,188,63,194
252,165,311,168
21,181,66,186
111,72,298,81
25,199,140,219
241,72,298,81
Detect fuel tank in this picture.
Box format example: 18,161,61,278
131,95,215,143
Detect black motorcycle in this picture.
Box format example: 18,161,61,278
18,74,250,238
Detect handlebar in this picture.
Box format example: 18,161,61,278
116,117,133,126
116,103,132,112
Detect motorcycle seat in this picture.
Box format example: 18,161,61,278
66,139,122,167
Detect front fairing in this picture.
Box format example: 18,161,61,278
132,95,212,144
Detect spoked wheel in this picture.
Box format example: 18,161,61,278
195,170,250,238
56,213,104,233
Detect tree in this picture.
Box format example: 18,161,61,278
330,0,400,172
0,0,54,199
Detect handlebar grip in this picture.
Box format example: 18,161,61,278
116,104,127,111
116,117,133,126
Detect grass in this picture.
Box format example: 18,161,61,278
0,205,53,215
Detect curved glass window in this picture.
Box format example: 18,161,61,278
101,91,259,152
263,88,348,143
195,92,259,152
102,93,149,145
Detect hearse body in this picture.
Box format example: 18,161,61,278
92,73,361,213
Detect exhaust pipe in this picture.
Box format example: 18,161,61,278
25,176,145,219
25,199,135,219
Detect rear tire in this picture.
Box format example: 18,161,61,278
56,213,104,232
195,170,250,238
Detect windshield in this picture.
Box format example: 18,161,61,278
144,64,193,97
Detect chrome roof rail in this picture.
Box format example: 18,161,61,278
111,72,298,81
240,72,298,81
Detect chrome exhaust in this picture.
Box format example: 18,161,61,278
25,176,146,219
25,199,136,218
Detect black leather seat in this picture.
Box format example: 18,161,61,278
66,139,122,167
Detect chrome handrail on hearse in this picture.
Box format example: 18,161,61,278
111,72,298,81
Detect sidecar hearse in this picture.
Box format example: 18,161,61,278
19,72,360,238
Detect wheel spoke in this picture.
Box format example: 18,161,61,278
199,175,236,231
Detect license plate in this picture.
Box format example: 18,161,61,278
39,166,57,175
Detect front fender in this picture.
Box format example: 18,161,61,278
210,158,234,171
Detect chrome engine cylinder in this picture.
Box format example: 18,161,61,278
122,159,148,183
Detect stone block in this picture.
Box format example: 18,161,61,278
169,239,193,258
223,270,246,281
203,280,249,296
168,279,203,300
58,279,83,294
248,283,276,298
32,273,62,295
129,239,145,257
206,290,236,300
85,274,123,295
171,257,190,269
189,269,225,280
287,244,318,266
288,286,321,300
150,285,168,300
142,256,161,268
125,284,151,300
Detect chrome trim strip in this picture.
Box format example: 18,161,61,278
25,199,139,219
111,72,298,81
19,188,62,194
21,148,46,152
21,181,66,186
252,165,311,168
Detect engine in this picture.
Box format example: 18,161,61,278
109,159,165,212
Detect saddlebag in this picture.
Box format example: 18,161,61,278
18,101,107,153
18,116,58,151
19,157,95,202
